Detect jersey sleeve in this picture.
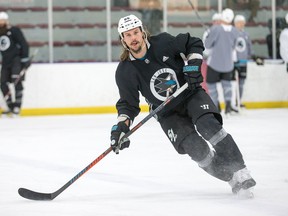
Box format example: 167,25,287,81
11,26,29,59
204,25,219,49
174,32,204,57
280,29,288,62
246,32,254,58
115,63,141,122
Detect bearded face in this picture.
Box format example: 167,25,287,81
0,26,8,36
0,20,8,36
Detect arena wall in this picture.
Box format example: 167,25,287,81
0,62,287,116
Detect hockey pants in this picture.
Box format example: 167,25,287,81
160,112,246,181
1,59,24,111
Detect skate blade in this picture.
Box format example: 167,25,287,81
1,114,13,119
237,188,254,199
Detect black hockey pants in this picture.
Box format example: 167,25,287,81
0,57,24,110
159,112,246,182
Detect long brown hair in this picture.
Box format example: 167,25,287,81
119,27,150,61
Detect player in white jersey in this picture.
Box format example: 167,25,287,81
233,14,254,107
279,13,288,72
204,8,239,114
202,13,222,59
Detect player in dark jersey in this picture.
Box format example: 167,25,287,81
110,14,256,197
0,12,30,117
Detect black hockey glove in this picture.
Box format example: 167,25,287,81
183,59,203,90
251,55,264,66
21,58,31,70
110,121,130,154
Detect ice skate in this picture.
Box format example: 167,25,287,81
237,185,255,199
12,107,21,118
229,167,256,199
225,101,239,115
1,109,13,118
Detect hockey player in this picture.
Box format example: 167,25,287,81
279,13,288,72
110,14,256,197
204,8,239,114
202,13,222,59
233,14,254,107
0,11,30,117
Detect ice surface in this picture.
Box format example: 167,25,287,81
1,109,288,216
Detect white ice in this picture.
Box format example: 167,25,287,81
1,109,288,216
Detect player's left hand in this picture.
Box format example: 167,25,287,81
183,59,203,90
252,55,264,66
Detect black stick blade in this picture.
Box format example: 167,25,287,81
18,188,53,201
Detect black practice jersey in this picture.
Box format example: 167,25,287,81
0,26,29,66
115,32,204,121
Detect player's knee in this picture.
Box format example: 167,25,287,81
180,132,211,162
0,81,8,92
1,80,7,86
196,113,223,142
197,148,215,168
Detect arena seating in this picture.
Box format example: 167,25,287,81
1,1,287,62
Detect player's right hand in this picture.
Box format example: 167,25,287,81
110,121,130,154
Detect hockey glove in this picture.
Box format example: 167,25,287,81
21,58,31,70
110,121,130,154
251,55,264,66
183,59,203,90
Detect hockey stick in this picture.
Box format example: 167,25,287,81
187,0,209,31
3,49,39,101
18,83,189,201
234,70,241,113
